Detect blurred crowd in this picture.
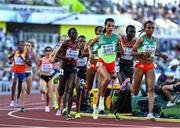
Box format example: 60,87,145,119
0,0,179,25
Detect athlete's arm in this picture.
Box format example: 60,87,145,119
131,37,144,56
32,49,39,65
55,41,67,61
8,52,15,60
88,36,99,59
117,35,124,56
155,40,168,60
21,52,32,67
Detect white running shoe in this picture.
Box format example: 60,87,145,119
146,113,155,120
166,101,175,107
45,106,50,112
56,109,61,116
98,104,105,114
9,101,15,107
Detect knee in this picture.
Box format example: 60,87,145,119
162,85,167,92
104,77,111,85
148,87,154,93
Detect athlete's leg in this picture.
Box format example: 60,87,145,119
67,73,76,115
145,68,155,114
86,68,96,91
26,74,32,95
130,68,144,95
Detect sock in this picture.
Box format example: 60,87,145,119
99,96,104,106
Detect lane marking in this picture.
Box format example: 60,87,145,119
7,107,167,128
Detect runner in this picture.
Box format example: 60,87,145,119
83,26,103,91
25,40,39,95
88,18,124,119
75,35,87,119
9,41,31,112
55,28,79,120
113,25,136,119
128,20,168,120
38,46,54,112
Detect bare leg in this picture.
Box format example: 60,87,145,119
130,68,144,95
145,69,155,113
86,68,96,92
162,85,174,101
26,75,32,95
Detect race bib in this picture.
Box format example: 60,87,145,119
77,57,87,67
144,45,156,56
14,57,24,65
102,44,115,55
42,63,52,72
66,49,79,59
121,47,133,60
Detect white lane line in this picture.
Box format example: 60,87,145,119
7,107,133,127
0,123,32,127
7,107,166,128
0,102,44,110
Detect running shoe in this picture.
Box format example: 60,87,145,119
9,100,15,107
92,107,98,119
19,107,25,112
146,113,155,120
98,103,105,114
45,106,50,112
56,109,61,116
114,113,121,120
121,78,130,90
62,107,67,115
75,112,81,119
66,114,74,120
166,101,175,107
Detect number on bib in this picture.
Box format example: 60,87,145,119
102,44,115,55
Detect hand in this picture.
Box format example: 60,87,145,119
141,52,151,57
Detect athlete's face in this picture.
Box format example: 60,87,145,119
105,21,115,33
69,29,78,41
96,27,103,35
26,42,32,51
45,48,52,55
78,37,86,49
145,23,154,36
18,42,24,51
127,27,136,39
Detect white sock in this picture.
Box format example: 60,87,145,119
99,96,104,106
93,104,97,111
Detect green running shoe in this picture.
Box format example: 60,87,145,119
75,112,81,119
66,114,74,120
114,113,121,120
62,107,67,115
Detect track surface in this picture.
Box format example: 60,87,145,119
0,94,179,127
